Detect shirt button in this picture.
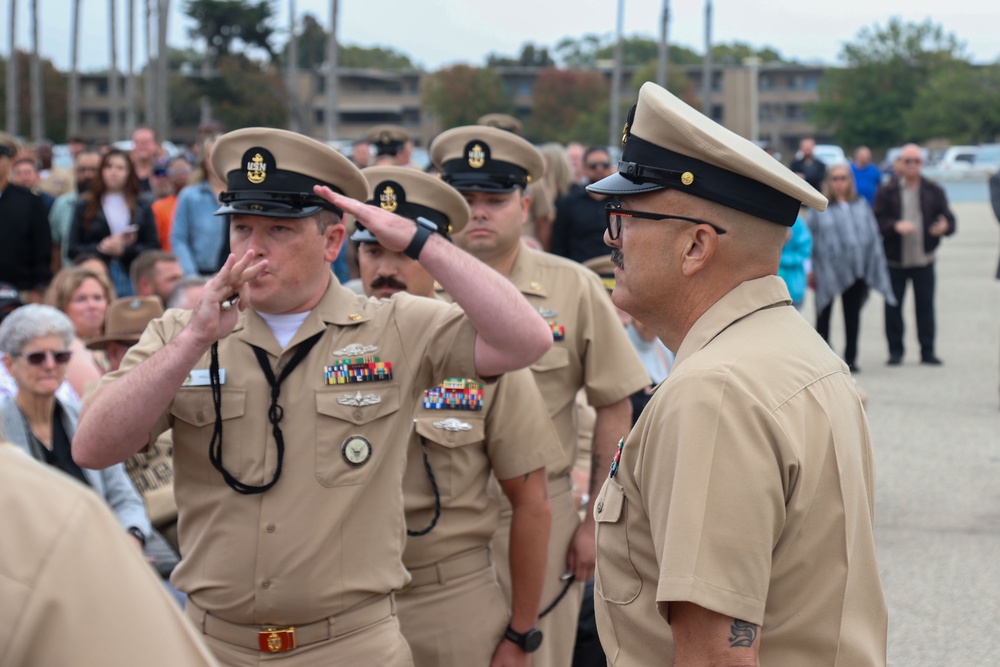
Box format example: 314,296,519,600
261,580,271,589
265,524,276,533
596,500,604,514
277,361,286,370
353,410,363,420
196,411,205,422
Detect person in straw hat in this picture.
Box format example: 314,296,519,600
73,126,552,665
587,82,887,666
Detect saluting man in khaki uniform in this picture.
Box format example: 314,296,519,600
588,82,888,665
0,444,219,666
353,166,562,666
72,127,553,666
431,126,649,667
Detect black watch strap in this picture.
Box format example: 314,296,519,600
403,223,434,260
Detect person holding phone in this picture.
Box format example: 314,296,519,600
68,148,161,297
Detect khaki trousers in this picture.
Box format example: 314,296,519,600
493,476,583,667
396,565,508,667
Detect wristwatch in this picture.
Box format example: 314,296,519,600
504,625,543,653
127,526,146,547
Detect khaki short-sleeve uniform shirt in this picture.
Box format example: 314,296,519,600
594,276,887,666
442,245,647,479
102,278,478,626
404,367,561,568
0,445,218,666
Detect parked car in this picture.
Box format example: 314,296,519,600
973,144,1000,175
813,144,848,166
937,145,979,170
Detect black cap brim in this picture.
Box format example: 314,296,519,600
214,201,327,219
586,172,667,197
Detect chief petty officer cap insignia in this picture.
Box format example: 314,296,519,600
351,166,471,244
587,81,828,227
430,125,544,194
366,124,411,157
211,127,368,220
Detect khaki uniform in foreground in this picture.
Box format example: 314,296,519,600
594,278,887,665
0,444,218,666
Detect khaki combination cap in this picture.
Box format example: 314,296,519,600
86,296,164,350
0,132,19,158
431,126,544,193
211,127,367,219
352,167,470,244
367,124,412,156
588,82,828,226
477,113,523,135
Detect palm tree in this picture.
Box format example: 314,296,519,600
143,0,155,129
155,0,169,141
6,0,19,136
125,0,137,135
323,0,338,140
108,0,121,142
30,0,44,141
67,0,82,139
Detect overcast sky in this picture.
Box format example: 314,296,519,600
4,0,998,73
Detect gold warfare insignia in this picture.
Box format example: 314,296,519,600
681,171,695,186
379,185,398,212
621,122,629,148
468,144,486,169
246,153,267,184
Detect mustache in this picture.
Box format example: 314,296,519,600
369,276,408,291
610,249,624,270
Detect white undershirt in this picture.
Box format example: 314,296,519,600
257,311,311,349
102,193,131,235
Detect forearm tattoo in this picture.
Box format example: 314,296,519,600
728,619,758,648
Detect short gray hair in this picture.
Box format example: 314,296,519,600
166,275,208,309
0,305,75,357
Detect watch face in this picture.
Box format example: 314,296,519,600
523,629,543,653
341,435,372,467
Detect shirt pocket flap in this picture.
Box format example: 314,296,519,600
170,388,246,426
530,345,570,373
414,415,486,448
594,479,625,523
315,386,400,425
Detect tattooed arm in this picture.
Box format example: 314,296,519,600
660,601,760,667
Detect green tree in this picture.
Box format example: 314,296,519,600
0,51,68,142
275,14,415,70
487,43,556,68
423,65,511,130
903,61,1000,144
525,68,609,144
184,0,278,62
339,45,416,70
813,18,966,151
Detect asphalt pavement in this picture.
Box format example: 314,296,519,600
800,200,1000,666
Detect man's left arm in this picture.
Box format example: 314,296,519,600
317,187,552,377
661,601,761,667
493,469,551,667
568,397,632,581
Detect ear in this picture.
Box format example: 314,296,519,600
679,227,720,277
519,190,530,227
324,221,346,264
2,353,14,375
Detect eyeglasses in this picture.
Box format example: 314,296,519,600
17,350,72,366
902,158,922,165
829,175,849,181
604,201,727,240
587,162,611,170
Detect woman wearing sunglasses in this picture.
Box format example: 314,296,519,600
0,304,150,549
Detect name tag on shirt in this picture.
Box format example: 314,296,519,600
182,369,225,387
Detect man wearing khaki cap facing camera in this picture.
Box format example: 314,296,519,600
353,166,561,667
587,82,887,666
432,125,649,667
73,127,552,666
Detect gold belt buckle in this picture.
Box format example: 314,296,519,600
258,626,297,653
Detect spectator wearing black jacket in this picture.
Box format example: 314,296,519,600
0,133,52,297
550,146,616,263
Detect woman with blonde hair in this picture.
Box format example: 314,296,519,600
804,163,895,372
528,143,576,251
44,266,112,402
171,134,226,277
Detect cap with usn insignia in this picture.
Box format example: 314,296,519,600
366,124,412,157
477,113,523,135
587,82,828,227
352,166,470,244
211,127,368,219
431,125,544,193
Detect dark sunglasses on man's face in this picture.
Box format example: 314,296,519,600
587,162,612,170
18,350,73,366
902,158,922,165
